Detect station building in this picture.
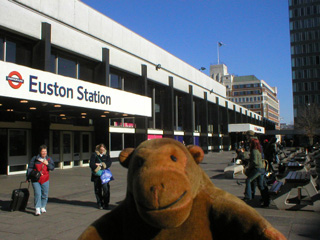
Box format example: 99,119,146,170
0,0,274,175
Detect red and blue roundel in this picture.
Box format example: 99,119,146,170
6,71,24,89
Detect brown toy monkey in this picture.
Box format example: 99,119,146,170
79,138,286,240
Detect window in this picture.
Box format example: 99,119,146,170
110,133,122,151
110,74,122,89
9,130,27,156
124,134,134,148
58,55,77,78
0,36,3,61
293,83,297,92
6,38,32,67
79,60,94,82
50,54,56,73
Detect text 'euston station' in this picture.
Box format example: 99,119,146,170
29,75,111,105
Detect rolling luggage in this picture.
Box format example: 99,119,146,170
10,181,30,211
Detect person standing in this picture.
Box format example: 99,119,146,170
264,137,277,172
90,143,112,209
243,137,270,207
27,145,55,216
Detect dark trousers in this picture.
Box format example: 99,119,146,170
93,178,110,207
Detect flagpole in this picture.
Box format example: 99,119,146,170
217,42,220,65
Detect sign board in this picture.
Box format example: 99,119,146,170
228,123,265,134
0,61,152,117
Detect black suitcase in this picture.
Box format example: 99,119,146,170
10,181,30,211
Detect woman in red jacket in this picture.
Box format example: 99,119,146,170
27,145,55,216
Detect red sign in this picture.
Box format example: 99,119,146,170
6,71,24,89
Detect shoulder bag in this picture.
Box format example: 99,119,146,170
29,163,45,182
94,155,104,176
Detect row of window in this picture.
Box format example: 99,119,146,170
290,42,320,55
268,112,279,121
292,55,320,67
0,36,32,66
233,83,260,89
242,104,261,109
293,94,320,105
0,31,130,92
268,105,279,114
293,81,320,92
290,17,320,30
290,29,320,43
233,90,262,96
292,68,320,79
289,0,320,6
289,5,320,18
266,92,279,103
231,96,261,103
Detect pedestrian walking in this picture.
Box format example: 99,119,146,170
27,144,55,216
90,143,112,209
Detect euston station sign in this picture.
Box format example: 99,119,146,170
0,62,151,117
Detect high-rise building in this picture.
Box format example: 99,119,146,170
288,0,320,122
210,64,280,129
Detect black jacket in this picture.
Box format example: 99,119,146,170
90,151,112,182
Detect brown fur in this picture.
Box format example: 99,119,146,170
79,138,286,240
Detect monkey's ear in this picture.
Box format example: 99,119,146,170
119,148,135,168
186,145,204,164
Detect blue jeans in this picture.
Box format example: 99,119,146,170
32,181,49,209
245,168,265,200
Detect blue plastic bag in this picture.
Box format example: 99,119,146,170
100,169,114,184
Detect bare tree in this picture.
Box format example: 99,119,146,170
295,103,320,146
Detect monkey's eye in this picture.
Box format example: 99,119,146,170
170,155,177,162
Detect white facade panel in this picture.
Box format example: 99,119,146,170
0,1,41,40
40,0,59,20
172,77,190,94
193,86,205,99
74,1,89,32
58,0,75,26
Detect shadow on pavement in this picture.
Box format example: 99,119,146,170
0,200,35,215
48,197,117,210
211,174,228,179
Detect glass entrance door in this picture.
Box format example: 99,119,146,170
62,131,73,168
7,129,30,174
81,132,91,165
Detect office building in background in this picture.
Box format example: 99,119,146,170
289,0,320,122
210,64,280,129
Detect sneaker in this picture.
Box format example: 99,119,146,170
35,208,41,216
40,208,46,213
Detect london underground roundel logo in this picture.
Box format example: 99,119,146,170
6,71,24,89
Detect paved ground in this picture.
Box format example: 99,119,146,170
0,150,320,240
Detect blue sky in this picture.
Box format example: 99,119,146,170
82,0,293,124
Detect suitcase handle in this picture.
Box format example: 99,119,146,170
19,181,30,189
